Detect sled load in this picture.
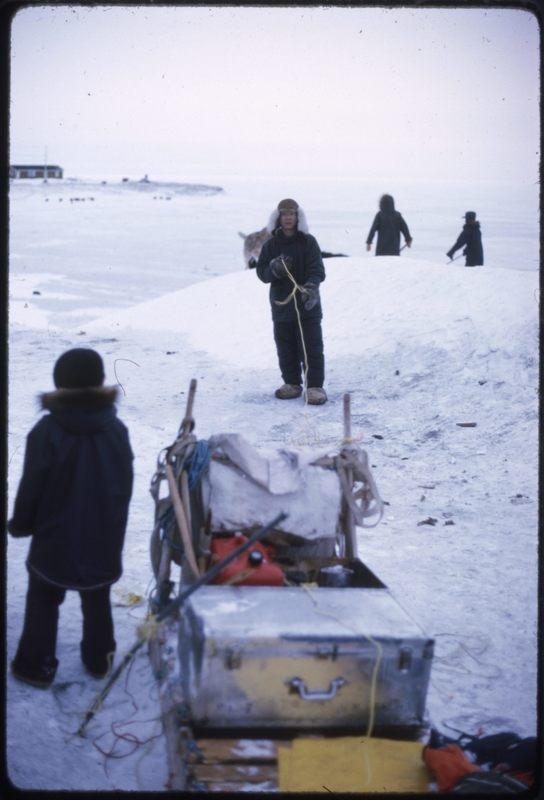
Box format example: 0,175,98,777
147,380,434,791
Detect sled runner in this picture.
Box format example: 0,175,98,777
147,380,434,791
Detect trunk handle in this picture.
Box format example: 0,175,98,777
286,676,348,701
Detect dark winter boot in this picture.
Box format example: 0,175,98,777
10,655,58,689
275,384,303,400
82,650,115,680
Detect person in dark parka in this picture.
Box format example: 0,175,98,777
366,194,413,255
9,348,134,688
256,198,327,405
446,211,484,266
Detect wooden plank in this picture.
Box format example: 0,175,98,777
191,737,281,764
203,780,277,793
192,762,278,782
147,634,189,791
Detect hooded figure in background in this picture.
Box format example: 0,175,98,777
9,348,134,689
256,198,327,405
366,194,413,256
446,211,484,266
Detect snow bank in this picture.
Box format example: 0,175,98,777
86,257,538,372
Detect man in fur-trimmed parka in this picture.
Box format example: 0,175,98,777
256,198,327,405
8,348,133,688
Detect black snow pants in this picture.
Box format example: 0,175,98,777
14,570,116,676
273,317,325,388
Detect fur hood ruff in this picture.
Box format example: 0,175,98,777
39,385,119,412
266,205,309,235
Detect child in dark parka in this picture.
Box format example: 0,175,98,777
8,348,134,688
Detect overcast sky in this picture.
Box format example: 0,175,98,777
9,5,540,182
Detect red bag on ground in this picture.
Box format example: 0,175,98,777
423,744,480,792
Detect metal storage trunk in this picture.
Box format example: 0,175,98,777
178,585,434,731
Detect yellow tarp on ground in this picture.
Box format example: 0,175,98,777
278,736,431,793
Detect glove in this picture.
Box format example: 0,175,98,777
366,243,372,252
446,251,453,261
270,255,292,278
248,257,257,269
300,282,319,311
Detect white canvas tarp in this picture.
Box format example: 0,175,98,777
201,433,342,541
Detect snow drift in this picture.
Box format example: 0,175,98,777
85,256,538,376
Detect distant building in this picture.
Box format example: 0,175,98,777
10,164,64,179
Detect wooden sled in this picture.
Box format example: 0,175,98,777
147,380,434,792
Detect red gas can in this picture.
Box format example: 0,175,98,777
210,534,284,587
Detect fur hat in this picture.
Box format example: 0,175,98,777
277,198,299,212
53,348,105,389
266,198,309,234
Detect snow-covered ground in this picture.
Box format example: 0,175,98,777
6,176,539,790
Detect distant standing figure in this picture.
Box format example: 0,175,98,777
366,194,412,255
8,348,134,689
446,211,484,266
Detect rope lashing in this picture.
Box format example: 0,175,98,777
153,441,210,566
161,527,183,554
186,440,211,490
151,438,209,583
335,447,384,528
158,504,175,531
137,612,162,643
